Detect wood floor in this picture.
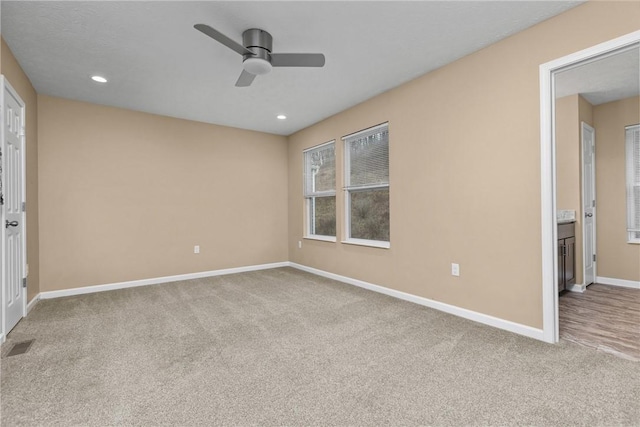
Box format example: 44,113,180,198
559,284,640,361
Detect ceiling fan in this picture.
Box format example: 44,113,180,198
194,24,326,87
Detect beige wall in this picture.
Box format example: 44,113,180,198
555,94,594,285
38,96,288,291
593,96,640,282
288,1,640,329
1,38,39,302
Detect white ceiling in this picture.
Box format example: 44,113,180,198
555,45,640,105
1,1,582,135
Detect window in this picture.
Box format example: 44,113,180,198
343,123,389,247
626,124,640,243
304,141,336,239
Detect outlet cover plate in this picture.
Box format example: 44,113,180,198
451,263,460,276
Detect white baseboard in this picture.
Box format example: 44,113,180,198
39,261,290,300
0,333,5,344
26,295,40,313
596,276,640,289
289,262,545,341
567,283,586,293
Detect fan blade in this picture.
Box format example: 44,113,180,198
271,53,325,67
235,70,256,87
194,24,254,56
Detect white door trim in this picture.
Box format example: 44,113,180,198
1,75,28,337
539,30,640,343
581,122,597,286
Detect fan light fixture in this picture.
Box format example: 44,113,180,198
91,75,108,83
243,57,272,75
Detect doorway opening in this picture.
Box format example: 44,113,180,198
540,31,640,346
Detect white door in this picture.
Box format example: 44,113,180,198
582,122,596,286
2,77,26,334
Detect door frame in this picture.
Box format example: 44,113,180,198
539,30,640,343
581,121,597,287
1,75,27,341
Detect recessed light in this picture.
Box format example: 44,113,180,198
91,75,108,83
277,115,287,120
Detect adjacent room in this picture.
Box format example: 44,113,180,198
554,46,640,360
1,1,639,425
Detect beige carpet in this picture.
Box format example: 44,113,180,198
1,267,639,426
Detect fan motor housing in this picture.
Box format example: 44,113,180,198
242,28,273,61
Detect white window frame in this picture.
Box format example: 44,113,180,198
626,124,640,244
303,140,336,241
342,122,390,249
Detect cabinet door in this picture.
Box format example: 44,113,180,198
558,240,566,292
565,236,576,286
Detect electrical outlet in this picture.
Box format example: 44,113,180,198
298,241,302,249
451,263,460,277
194,245,200,254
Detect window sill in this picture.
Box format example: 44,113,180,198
627,240,640,245
341,238,390,249
304,235,337,243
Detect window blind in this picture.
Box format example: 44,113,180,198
344,123,389,188
626,125,640,240
304,142,335,197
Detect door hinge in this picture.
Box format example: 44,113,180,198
593,254,597,262
21,201,26,212
592,200,596,208
22,277,27,288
